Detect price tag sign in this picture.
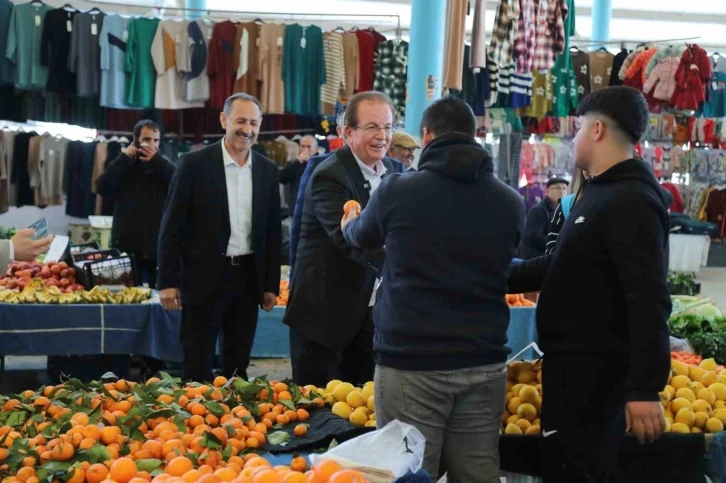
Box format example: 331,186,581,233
300,37,306,49
66,20,72,32
91,23,98,36
277,36,283,47
35,15,41,27
123,30,128,41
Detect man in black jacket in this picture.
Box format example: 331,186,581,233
157,93,281,382
341,96,525,481
283,91,399,387
520,177,568,259
96,120,175,288
508,87,672,482
279,135,318,215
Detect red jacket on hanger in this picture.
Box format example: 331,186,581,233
670,44,712,110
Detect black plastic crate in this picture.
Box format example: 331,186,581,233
83,254,136,287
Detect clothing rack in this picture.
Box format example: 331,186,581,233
85,2,402,37
96,128,317,138
570,36,701,46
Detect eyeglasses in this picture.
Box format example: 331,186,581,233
352,125,397,135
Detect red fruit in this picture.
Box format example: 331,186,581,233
60,269,68,278
50,266,61,276
6,280,16,289
67,267,76,277
45,279,59,287
58,262,69,270
59,278,70,288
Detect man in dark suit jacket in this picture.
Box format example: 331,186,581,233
158,93,281,383
283,91,398,387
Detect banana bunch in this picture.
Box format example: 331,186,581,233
0,284,152,305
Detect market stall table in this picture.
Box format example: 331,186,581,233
0,304,538,366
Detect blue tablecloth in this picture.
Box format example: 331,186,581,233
0,304,537,361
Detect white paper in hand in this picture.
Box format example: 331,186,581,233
44,236,69,263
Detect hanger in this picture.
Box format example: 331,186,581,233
60,3,77,12
254,17,265,25
597,46,608,52
334,26,345,33
119,136,130,143
87,6,103,14
349,26,359,32
30,0,45,6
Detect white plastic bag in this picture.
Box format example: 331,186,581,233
309,420,425,480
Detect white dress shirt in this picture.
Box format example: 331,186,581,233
221,138,254,256
352,152,387,307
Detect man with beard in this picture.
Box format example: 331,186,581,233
508,87,671,481
387,132,420,171
279,135,318,215
158,93,282,382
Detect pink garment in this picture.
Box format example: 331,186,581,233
643,57,680,101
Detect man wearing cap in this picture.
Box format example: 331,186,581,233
387,132,420,171
520,177,569,259
508,86,672,481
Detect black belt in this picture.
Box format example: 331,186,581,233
226,254,254,266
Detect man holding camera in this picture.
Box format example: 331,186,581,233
95,120,176,288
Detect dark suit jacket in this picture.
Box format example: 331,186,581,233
283,146,395,350
157,141,282,307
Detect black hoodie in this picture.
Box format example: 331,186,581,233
509,158,673,402
343,133,525,371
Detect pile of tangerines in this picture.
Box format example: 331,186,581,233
0,374,369,483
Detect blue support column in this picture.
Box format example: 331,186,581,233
404,0,447,135
591,0,612,50
185,0,205,20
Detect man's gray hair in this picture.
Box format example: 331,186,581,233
223,93,263,116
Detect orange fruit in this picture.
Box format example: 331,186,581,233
110,457,139,483
282,473,307,483
67,468,86,483
343,200,361,215
16,466,36,482
273,383,288,394
275,415,290,425
198,475,221,483
142,440,164,459
83,425,103,441
51,442,74,461
277,391,292,401
244,457,272,469
293,425,307,438
296,410,310,422
311,460,343,483
33,396,51,410
128,479,149,483
252,469,281,483
79,438,96,450
166,457,194,477
290,457,307,472
101,426,122,445
248,431,266,446
284,410,298,423
214,468,237,481
312,398,325,408
213,376,228,388
86,463,110,483
182,470,202,483
162,439,186,458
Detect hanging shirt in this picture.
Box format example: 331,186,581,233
550,53,578,116
513,0,536,74
354,30,375,91
0,0,13,86
489,0,520,68
40,8,77,93
341,32,359,100
232,22,259,97
532,0,567,71
257,23,285,114
519,69,553,120
178,19,213,103
5,2,52,90
609,48,630,86
99,15,130,109
69,11,106,97
38,136,68,199
321,32,346,116
589,50,615,92
207,20,237,110
703,72,726,118
373,39,409,120
125,17,159,108
283,24,326,116
150,19,204,109
571,50,591,98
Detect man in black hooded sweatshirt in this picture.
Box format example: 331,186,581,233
508,86,672,482
341,96,525,482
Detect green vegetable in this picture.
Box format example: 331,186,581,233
688,332,726,365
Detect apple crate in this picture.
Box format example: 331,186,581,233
83,254,136,288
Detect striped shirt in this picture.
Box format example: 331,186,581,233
320,32,345,114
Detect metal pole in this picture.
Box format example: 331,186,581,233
591,0,612,50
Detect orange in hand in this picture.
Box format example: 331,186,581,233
343,200,361,215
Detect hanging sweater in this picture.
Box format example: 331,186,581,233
670,44,712,111
643,57,680,101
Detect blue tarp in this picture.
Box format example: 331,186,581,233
0,304,537,361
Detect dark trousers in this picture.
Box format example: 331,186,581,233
541,354,628,483
133,255,158,289
289,308,374,387
181,255,259,383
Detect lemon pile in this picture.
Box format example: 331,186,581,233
662,358,726,434
316,380,376,428
502,361,543,435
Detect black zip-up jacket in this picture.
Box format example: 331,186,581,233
95,151,175,261
508,158,672,402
